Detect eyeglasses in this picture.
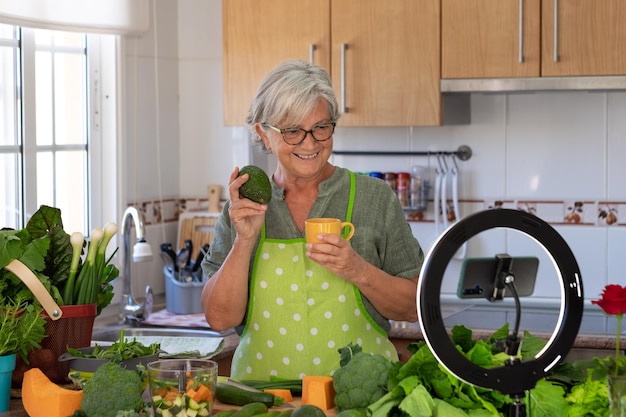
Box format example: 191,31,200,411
265,122,336,146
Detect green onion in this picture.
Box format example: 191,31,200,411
63,232,84,304
74,227,103,305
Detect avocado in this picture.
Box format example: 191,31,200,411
238,165,272,204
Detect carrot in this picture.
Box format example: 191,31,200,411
187,388,198,400
154,387,168,397
302,375,335,410
190,384,212,402
263,389,293,403
164,387,181,401
186,379,196,391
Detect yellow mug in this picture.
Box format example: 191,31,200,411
305,218,355,243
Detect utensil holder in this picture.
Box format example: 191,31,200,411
164,268,204,314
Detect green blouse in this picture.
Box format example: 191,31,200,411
202,166,424,333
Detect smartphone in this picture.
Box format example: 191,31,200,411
457,256,539,300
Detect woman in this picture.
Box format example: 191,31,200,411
201,59,424,380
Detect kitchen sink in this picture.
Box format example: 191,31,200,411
91,326,230,342
90,326,236,358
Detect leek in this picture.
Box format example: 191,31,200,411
74,227,103,305
63,232,85,304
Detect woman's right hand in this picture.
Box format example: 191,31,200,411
227,167,268,241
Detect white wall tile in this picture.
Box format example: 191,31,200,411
506,92,607,200
554,226,608,303
608,92,626,200
608,227,626,287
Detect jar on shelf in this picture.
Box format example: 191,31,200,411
410,166,429,211
396,172,411,208
383,172,397,193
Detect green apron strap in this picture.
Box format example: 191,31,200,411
345,170,356,223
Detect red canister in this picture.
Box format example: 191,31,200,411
396,172,411,208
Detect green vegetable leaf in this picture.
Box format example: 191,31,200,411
565,376,609,417
44,226,73,289
25,204,64,237
433,398,471,417
338,342,363,367
398,384,435,417
520,330,548,359
528,379,569,417
464,340,494,368
0,230,23,269
451,324,474,353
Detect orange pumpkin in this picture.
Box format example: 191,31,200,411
22,368,83,417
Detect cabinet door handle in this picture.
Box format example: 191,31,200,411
309,44,315,64
518,0,524,63
553,0,559,62
340,43,348,113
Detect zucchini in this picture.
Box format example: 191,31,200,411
212,411,237,417
216,383,277,407
253,412,281,417
230,402,269,417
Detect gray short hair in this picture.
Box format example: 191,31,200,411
246,60,340,151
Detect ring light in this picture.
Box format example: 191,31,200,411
417,208,584,396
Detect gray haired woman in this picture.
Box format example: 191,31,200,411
201,59,424,380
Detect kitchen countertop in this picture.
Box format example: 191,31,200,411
2,300,619,416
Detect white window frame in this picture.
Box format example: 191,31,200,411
1,25,119,234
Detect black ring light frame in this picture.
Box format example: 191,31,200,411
418,208,584,397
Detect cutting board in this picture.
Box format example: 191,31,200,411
177,184,222,258
212,399,338,416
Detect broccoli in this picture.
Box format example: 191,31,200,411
332,343,394,413
80,362,145,417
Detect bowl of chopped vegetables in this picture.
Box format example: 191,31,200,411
59,329,161,380
147,359,218,417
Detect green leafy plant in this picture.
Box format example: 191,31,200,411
0,294,46,362
66,330,160,363
586,284,626,379
0,205,119,315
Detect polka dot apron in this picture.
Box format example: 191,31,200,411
230,172,399,380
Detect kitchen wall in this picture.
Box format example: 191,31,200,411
118,0,626,334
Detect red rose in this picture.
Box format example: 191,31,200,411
592,284,626,315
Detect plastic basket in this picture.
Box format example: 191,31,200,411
4,259,96,386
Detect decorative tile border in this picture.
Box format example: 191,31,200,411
129,197,222,226
130,197,625,228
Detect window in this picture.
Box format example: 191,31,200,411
0,23,117,235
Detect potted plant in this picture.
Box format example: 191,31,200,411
0,205,120,384
0,294,46,411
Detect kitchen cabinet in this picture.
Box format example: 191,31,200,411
223,0,442,126
222,0,330,126
541,0,626,76
442,0,626,79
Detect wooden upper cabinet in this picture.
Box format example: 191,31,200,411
443,0,626,80
222,0,330,126
223,0,441,127
541,0,626,76
331,0,441,126
442,0,541,79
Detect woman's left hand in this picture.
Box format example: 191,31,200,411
305,234,366,283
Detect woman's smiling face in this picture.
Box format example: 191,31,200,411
261,99,334,182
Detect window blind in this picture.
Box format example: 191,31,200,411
0,0,149,34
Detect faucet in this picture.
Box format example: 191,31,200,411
119,206,154,324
